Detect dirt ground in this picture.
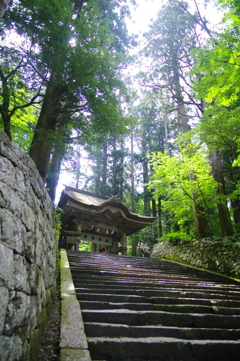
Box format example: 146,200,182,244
37,288,61,361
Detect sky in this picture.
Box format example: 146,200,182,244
126,0,223,35
126,0,162,34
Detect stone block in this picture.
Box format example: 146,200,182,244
14,167,26,200
0,287,9,334
5,291,31,332
0,157,15,189
0,244,14,289
0,335,23,361
60,348,91,361
13,254,30,294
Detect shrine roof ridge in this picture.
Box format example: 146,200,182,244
64,186,113,201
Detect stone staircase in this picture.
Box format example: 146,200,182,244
67,250,240,361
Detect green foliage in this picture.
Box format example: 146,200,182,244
55,207,63,241
149,143,220,236
190,0,240,232
0,44,40,140
191,32,240,108
79,241,92,252
158,231,193,242
136,226,157,248
2,0,134,168
0,104,37,149
191,0,240,157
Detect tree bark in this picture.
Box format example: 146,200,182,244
141,122,151,216
119,143,124,200
0,0,9,18
45,146,62,202
112,137,118,196
75,144,81,189
158,197,163,238
29,71,65,182
172,64,189,133
130,131,136,213
0,68,11,140
231,199,240,233
209,149,234,236
46,124,66,201
102,142,108,185
143,156,151,216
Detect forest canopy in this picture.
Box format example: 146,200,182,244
1,0,240,245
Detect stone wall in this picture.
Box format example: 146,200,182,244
151,240,240,279
0,131,57,361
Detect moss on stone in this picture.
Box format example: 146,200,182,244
152,241,240,280
29,284,56,361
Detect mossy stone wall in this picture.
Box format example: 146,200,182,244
151,239,240,279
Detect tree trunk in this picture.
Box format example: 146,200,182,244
46,124,66,201
192,201,210,238
119,141,124,200
0,0,9,18
94,153,102,194
141,122,151,215
223,155,240,232
143,157,151,216
0,68,11,140
112,137,118,196
231,199,240,233
75,144,81,189
130,131,136,213
172,66,209,237
151,198,157,243
101,140,108,196
158,197,163,238
45,146,62,202
29,71,65,182
172,64,189,133
209,149,234,236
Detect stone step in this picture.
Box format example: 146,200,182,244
79,300,240,314
70,269,239,291
81,309,240,329
75,287,240,301
74,277,240,296
67,251,240,360
84,322,240,340
88,337,240,361
69,254,239,284
76,292,240,307
71,269,238,286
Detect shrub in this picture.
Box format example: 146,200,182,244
158,232,192,242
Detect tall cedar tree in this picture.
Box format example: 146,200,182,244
142,0,211,237
2,0,134,189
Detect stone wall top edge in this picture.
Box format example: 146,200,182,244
159,240,240,248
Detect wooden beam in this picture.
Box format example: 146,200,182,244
62,230,82,236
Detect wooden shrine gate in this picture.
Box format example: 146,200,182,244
58,186,156,254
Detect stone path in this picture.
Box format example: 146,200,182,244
67,250,240,361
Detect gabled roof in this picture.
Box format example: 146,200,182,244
58,186,156,236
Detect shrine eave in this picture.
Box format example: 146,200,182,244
58,186,156,236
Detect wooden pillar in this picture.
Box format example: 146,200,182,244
121,233,127,255
91,243,96,252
